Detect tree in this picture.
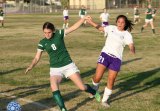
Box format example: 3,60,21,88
60,0,69,8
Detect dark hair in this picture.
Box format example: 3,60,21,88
43,22,55,31
116,15,134,32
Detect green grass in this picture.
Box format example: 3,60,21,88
0,9,160,111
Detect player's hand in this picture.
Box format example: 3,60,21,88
85,16,93,24
25,67,32,74
85,15,92,20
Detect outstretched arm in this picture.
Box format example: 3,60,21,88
86,16,104,32
128,43,135,54
65,18,85,35
25,50,42,74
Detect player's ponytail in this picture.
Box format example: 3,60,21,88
116,15,134,32
43,22,55,32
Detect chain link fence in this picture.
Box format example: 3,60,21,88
1,0,160,14
2,0,62,14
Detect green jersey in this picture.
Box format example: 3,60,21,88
0,11,4,16
80,9,86,15
146,8,152,19
38,29,72,68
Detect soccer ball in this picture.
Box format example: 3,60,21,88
7,101,21,111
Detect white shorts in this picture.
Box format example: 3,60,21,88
50,62,80,78
0,16,4,20
134,15,139,19
145,19,153,23
80,15,85,18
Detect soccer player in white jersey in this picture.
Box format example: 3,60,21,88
25,17,100,111
86,15,135,107
100,8,109,27
63,7,69,29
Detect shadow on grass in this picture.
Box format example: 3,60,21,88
0,58,143,110
110,67,160,103
0,68,25,75
68,97,94,111
0,69,96,111
122,57,142,65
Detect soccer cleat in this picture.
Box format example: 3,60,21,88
92,85,99,91
102,102,110,108
94,91,101,102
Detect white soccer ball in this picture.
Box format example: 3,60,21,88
7,101,21,111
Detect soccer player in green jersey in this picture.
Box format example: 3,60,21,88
141,4,155,34
0,10,4,27
79,5,87,26
133,6,140,24
25,17,100,111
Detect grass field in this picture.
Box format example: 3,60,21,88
0,9,160,111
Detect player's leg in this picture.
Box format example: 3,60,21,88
141,21,148,32
2,20,4,27
68,72,101,102
134,16,137,24
133,16,136,23
63,17,66,29
102,69,118,108
138,17,140,23
135,17,139,24
0,20,2,27
101,56,121,107
66,19,69,28
84,20,87,25
81,15,85,26
50,75,67,111
92,63,106,90
150,21,155,34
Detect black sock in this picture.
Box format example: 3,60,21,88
85,84,96,95
52,90,67,110
152,29,155,34
141,27,144,32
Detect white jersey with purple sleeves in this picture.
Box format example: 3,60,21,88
102,25,133,60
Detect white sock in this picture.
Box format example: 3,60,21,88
92,79,99,86
63,24,65,28
66,23,69,28
102,87,112,103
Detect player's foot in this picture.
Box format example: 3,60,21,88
61,108,67,111
92,85,99,91
102,102,110,108
94,91,101,102
89,85,99,98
